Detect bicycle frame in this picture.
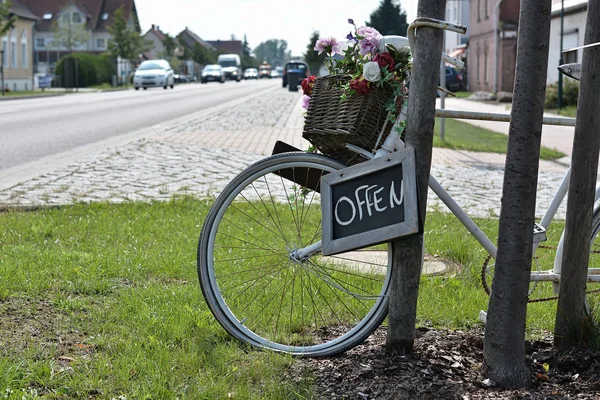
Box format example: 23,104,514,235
297,17,600,285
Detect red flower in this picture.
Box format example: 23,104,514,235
349,76,371,94
301,75,317,96
373,52,395,72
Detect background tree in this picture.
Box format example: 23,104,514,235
367,0,409,36
482,0,552,388
304,31,326,76
51,12,90,53
0,1,16,37
253,39,290,67
241,34,256,69
107,5,152,63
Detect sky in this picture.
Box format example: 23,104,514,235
135,0,418,57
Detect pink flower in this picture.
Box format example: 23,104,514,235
314,37,342,56
302,95,311,110
357,26,382,55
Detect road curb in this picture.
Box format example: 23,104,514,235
0,93,65,101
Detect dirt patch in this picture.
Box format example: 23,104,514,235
0,297,87,358
290,327,600,399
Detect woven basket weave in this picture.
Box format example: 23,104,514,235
303,74,399,166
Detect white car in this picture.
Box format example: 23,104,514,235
133,60,175,90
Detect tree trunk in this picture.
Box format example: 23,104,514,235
554,0,600,348
482,0,552,388
386,0,445,354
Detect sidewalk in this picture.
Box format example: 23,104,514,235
0,88,570,219
436,97,575,160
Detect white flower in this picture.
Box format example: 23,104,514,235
362,62,381,82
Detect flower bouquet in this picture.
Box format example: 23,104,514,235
301,19,411,165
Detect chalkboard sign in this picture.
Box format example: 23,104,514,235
321,147,419,256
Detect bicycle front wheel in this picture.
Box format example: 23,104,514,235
198,152,392,356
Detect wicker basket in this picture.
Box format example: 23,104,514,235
303,74,400,165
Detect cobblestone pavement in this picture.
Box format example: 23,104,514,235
0,87,572,220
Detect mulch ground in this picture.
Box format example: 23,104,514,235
289,327,600,399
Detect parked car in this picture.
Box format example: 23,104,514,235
270,70,281,78
282,61,310,88
201,64,226,84
133,60,175,90
440,66,465,92
243,68,259,80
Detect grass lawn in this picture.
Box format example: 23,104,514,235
452,91,472,99
0,90,63,98
545,106,577,118
0,199,585,399
433,118,566,160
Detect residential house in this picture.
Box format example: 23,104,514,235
468,0,519,93
547,0,587,85
20,0,141,74
1,0,38,91
142,23,165,60
206,39,242,57
177,27,215,77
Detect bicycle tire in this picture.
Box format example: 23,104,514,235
197,152,392,356
586,206,600,314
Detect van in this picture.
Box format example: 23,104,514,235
217,54,242,82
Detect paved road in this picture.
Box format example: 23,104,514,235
0,79,280,170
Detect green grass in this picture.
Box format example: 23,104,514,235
0,90,62,98
89,83,133,90
433,118,566,160
452,91,472,99
546,105,577,118
0,199,595,398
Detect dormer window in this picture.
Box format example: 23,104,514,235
43,12,52,19
72,12,81,23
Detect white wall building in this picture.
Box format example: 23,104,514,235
547,0,587,85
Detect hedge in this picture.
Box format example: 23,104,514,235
56,53,115,88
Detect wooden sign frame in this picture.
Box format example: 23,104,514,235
321,147,419,256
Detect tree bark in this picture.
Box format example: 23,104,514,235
386,0,445,354
482,0,551,388
554,0,600,348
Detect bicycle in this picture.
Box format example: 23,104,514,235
197,18,599,357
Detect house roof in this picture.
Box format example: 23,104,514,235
9,0,39,21
178,28,216,51
143,24,166,41
19,0,139,32
206,40,242,55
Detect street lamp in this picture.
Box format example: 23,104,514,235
558,0,564,109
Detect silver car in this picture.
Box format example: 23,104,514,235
133,60,175,90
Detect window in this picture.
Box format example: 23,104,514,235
477,0,481,21
62,13,69,23
72,12,81,23
476,46,481,83
43,12,52,20
564,50,577,64
21,31,27,68
96,38,105,49
10,31,16,68
485,0,489,19
101,13,109,20
36,38,45,48
484,49,488,83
